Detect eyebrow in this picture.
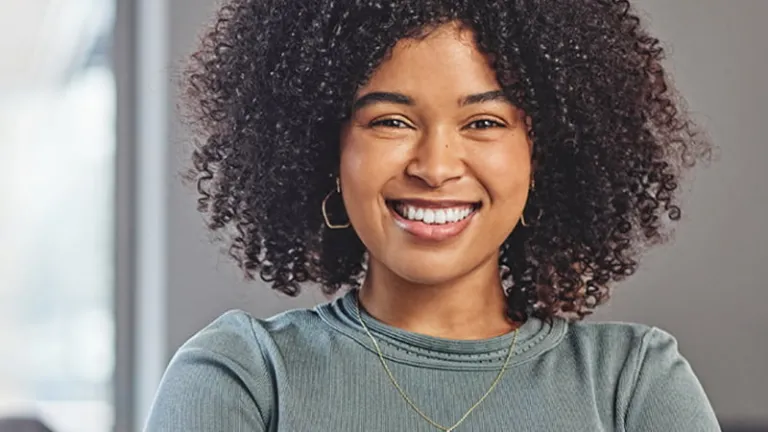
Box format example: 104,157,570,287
351,92,414,112
459,90,509,106
350,90,510,112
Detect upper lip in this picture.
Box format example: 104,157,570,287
386,198,480,208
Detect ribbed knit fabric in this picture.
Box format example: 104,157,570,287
144,289,721,431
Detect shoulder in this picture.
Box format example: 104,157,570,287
170,306,331,379
144,307,325,431
563,319,690,388
565,319,692,376
564,319,719,431
567,318,654,345
561,319,659,369
183,307,325,354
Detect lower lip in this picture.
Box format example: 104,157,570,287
388,206,477,242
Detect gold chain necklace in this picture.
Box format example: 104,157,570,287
354,294,519,432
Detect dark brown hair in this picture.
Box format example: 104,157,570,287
183,0,711,322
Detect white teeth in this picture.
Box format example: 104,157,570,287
394,203,476,225
435,210,446,224
423,209,435,224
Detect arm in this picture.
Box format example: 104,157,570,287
143,311,273,432
625,327,721,431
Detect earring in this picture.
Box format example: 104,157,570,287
322,177,351,229
520,177,537,228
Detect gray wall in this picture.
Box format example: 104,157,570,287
133,0,768,426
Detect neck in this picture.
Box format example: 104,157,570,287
358,255,519,340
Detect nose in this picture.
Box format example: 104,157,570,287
405,127,465,188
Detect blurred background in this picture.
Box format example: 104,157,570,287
0,0,765,431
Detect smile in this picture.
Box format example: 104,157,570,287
391,202,478,225
386,199,481,241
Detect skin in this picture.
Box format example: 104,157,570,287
339,22,533,340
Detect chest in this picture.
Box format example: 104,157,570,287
267,354,622,432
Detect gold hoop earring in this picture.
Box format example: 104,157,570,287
520,178,537,228
521,206,541,227
322,177,351,229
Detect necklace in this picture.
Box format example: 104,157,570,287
354,293,519,432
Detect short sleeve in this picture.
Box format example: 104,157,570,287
143,311,273,432
625,327,721,432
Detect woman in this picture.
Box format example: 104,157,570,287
146,0,719,430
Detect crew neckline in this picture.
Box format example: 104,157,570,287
315,289,568,371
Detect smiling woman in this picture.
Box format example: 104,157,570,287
339,25,534,325
144,0,718,431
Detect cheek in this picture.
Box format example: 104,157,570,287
339,128,410,192
338,131,402,219
339,146,368,193
474,140,532,203
339,127,370,193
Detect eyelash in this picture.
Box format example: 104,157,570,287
369,118,506,130
370,119,411,129
467,119,506,130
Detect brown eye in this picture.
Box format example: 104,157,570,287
467,119,505,130
370,118,411,129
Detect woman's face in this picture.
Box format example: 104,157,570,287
339,22,532,286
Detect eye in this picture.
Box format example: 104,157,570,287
369,118,412,129
467,119,506,130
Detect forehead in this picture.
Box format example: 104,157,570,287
359,23,500,96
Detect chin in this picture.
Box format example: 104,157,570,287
385,252,479,286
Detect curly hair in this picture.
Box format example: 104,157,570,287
184,0,711,323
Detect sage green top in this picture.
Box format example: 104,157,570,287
145,289,721,431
